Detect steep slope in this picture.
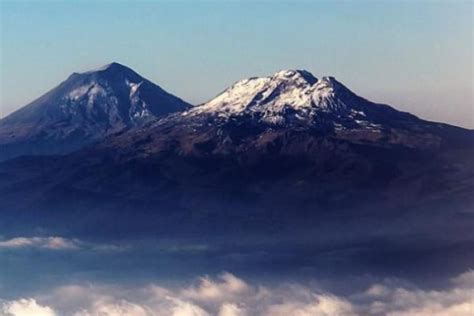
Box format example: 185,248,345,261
0,62,190,160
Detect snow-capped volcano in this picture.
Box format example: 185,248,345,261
187,69,415,129
0,62,190,160
38,62,190,126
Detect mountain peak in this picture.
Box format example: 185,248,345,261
189,70,354,123
75,62,138,78
272,69,318,85
0,63,191,160
185,70,416,129
97,62,131,73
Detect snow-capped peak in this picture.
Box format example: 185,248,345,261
272,69,318,85
27,62,190,130
188,70,353,124
190,70,316,116
311,76,347,110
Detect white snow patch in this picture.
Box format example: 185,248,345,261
67,84,107,104
126,79,143,96
351,109,366,117
68,86,91,101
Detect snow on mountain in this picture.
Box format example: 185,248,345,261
53,62,188,126
187,70,365,125
184,69,420,134
188,70,318,122
0,62,190,160
0,65,460,163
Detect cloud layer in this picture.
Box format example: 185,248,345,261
1,270,472,316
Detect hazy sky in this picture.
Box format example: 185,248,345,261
1,0,472,128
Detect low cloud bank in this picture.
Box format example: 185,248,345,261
1,270,472,316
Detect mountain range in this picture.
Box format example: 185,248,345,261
0,63,472,266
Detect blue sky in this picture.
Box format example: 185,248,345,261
1,0,472,127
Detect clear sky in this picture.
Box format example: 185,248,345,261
1,0,472,128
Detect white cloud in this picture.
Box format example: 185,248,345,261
73,299,150,316
1,298,56,316
0,236,129,253
0,236,208,254
1,270,473,316
264,294,355,316
451,269,474,288
169,299,209,316
182,272,251,303
355,271,474,316
218,303,246,316
0,237,80,250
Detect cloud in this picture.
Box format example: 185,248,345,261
0,236,129,253
169,299,209,316
451,269,474,288
1,298,56,316
218,303,246,316
1,270,473,316
355,270,474,316
0,237,80,250
182,272,251,303
264,294,354,316
0,236,210,255
73,299,150,316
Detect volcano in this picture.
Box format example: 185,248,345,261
0,62,190,161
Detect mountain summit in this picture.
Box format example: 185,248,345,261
0,62,190,160
187,69,418,131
